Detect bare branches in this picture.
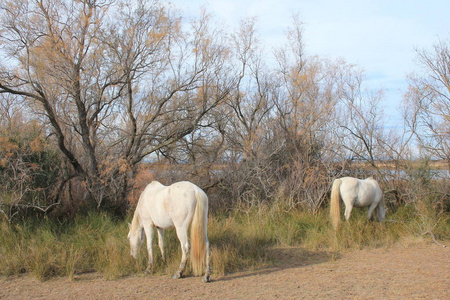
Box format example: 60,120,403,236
404,40,450,163
1,2,448,219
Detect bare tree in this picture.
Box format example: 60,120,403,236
224,17,274,161
270,17,351,211
337,66,387,175
0,0,231,212
404,39,450,167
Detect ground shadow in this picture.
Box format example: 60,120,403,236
269,246,341,268
215,246,341,282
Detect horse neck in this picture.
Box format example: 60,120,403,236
130,210,142,233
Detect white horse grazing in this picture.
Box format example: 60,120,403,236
330,176,385,229
128,181,210,282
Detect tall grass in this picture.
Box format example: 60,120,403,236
0,213,135,280
0,203,448,281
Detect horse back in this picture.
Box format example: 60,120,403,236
137,181,173,228
339,177,360,199
138,181,200,229
340,177,381,207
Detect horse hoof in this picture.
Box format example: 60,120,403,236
202,275,210,283
145,266,153,274
172,272,182,279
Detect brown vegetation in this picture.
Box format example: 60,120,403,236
0,0,449,223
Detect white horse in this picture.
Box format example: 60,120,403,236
330,176,385,229
128,181,210,282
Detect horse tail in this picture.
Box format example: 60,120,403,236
190,188,209,276
330,178,342,230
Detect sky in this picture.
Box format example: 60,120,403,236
168,0,450,127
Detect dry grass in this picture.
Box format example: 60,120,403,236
0,203,448,281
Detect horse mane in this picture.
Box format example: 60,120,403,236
130,208,141,234
130,183,153,233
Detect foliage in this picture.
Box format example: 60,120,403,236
0,109,62,221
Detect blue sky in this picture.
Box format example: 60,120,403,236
169,0,450,126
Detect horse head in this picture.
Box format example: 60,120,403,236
128,224,144,259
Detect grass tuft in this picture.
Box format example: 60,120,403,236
0,204,448,281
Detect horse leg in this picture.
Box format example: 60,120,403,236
143,224,154,273
376,203,386,222
203,240,211,283
173,227,190,279
344,203,353,221
367,202,378,221
156,227,165,262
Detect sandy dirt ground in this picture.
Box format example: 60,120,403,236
1,241,449,299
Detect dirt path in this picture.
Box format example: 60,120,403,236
1,241,449,299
